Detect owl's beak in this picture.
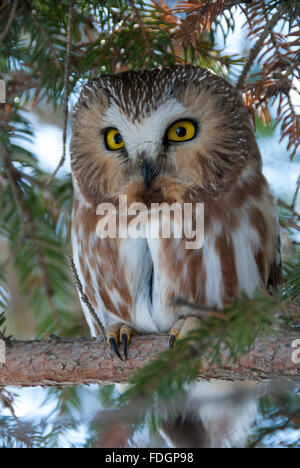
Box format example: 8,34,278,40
140,160,159,189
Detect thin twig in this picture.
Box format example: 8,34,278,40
278,198,300,222
128,0,152,57
0,239,23,273
68,256,106,340
0,0,18,44
3,71,39,100
276,58,300,91
236,7,285,90
46,0,74,187
0,389,18,421
28,9,62,70
249,408,300,448
172,297,228,320
292,176,300,211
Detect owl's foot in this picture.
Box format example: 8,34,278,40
169,316,201,349
106,323,134,360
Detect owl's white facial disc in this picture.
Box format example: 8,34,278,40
71,66,251,205
102,98,187,160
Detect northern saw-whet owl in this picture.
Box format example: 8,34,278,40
71,65,281,448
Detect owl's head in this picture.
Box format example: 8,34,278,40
71,65,258,206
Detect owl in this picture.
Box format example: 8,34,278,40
70,65,281,447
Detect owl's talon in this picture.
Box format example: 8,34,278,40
108,336,123,361
119,325,133,360
169,320,184,349
121,333,128,360
169,334,176,349
169,317,201,349
105,323,134,360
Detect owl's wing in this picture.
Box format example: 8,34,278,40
267,233,282,291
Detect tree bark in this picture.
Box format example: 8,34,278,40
0,330,299,387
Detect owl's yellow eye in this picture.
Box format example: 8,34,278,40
105,128,124,151
167,120,197,143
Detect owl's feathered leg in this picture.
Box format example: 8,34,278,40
106,322,135,360
169,316,201,349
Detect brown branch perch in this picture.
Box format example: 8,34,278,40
0,330,299,387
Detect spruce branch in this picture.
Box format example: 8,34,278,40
27,7,62,71
0,389,17,421
46,0,74,187
118,289,292,405
274,58,300,95
292,176,300,212
0,147,63,333
278,181,300,223
129,0,152,57
0,311,11,341
236,2,299,157
249,406,300,448
1,149,29,241
0,240,24,274
236,6,285,90
0,0,19,44
2,72,39,100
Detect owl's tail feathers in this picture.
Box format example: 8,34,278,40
159,381,260,448
161,413,210,448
